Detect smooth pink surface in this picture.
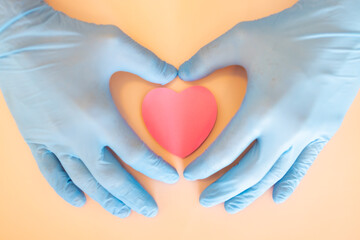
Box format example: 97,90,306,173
142,86,217,158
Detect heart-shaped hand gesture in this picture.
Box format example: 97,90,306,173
1,0,360,218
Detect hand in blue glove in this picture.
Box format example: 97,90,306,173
0,0,179,217
179,0,360,213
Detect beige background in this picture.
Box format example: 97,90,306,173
1,0,360,239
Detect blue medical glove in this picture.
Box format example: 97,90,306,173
179,0,360,213
0,0,179,218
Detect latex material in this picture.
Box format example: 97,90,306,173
179,0,360,213
142,86,217,158
0,0,179,217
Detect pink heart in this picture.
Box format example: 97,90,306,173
142,86,217,158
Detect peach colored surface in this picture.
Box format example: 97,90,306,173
1,0,360,239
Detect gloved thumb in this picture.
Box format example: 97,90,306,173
179,24,247,81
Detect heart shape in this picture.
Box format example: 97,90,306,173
142,86,217,158
110,66,247,162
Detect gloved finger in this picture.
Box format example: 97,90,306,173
272,140,327,204
199,141,285,207
82,146,159,217
116,30,177,85
110,141,179,184
183,98,258,181
178,25,243,81
224,147,295,213
106,117,179,184
28,143,86,207
59,154,131,218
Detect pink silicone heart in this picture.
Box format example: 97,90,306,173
142,86,217,158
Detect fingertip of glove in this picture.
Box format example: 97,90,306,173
63,184,86,207
143,207,159,218
70,194,86,207
224,203,243,214
178,61,193,81
158,63,178,85
112,206,131,218
273,195,286,204
183,170,196,181
199,197,215,208
163,172,180,184
273,184,293,204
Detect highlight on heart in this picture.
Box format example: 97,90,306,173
142,86,218,158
